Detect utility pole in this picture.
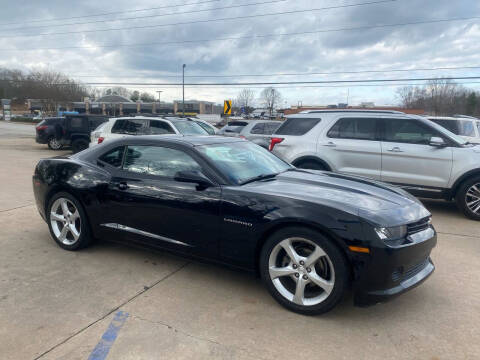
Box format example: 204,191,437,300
156,90,163,104
182,64,186,116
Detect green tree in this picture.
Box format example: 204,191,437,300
130,90,140,102
466,92,477,115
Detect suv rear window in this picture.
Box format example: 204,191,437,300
327,118,377,140
43,118,64,125
275,118,320,136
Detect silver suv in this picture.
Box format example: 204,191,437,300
270,110,480,220
219,120,282,148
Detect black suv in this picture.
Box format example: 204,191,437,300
35,115,109,153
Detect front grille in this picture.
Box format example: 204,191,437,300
392,258,430,282
407,217,430,235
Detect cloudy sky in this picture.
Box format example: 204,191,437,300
1,0,479,106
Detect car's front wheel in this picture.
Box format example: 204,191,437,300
456,176,480,220
260,227,348,315
47,192,93,250
47,137,63,150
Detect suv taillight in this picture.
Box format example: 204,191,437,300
98,137,104,144
269,137,284,151
36,125,47,131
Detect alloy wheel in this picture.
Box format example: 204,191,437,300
49,138,62,150
465,183,480,214
268,237,335,306
50,198,81,245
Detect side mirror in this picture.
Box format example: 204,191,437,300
429,136,446,147
174,170,213,188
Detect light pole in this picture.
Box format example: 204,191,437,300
156,90,163,103
182,64,186,116
156,90,163,114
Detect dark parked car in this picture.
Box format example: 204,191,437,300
35,115,109,153
35,117,65,150
33,136,436,314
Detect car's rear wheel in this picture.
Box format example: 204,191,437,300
260,227,348,315
71,139,89,153
47,192,93,250
47,137,63,150
456,176,480,220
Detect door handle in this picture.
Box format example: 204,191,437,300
387,147,403,153
323,141,336,147
116,182,129,190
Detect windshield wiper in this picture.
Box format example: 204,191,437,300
240,173,278,185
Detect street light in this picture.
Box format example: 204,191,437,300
156,90,163,103
182,64,186,116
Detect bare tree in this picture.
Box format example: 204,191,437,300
396,78,477,116
235,89,255,114
259,87,282,116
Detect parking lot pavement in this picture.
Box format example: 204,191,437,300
1,136,479,360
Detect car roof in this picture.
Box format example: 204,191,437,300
298,109,405,115
427,116,472,121
107,135,244,147
287,110,413,119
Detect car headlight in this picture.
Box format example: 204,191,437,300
375,225,407,240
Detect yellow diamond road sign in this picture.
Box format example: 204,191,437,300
224,100,232,115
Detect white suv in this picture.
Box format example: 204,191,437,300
90,116,209,147
270,110,480,220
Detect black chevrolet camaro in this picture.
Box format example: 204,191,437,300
33,136,436,314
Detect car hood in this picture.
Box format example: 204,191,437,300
241,169,430,226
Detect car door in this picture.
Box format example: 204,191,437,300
320,117,382,180
106,144,222,255
380,118,453,188
246,122,266,145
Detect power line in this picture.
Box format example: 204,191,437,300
0,0,399,39
0,0,222,27
3,15,479,52
4,76,480,86
68,65,480,79
6,0,288,32
88,81,480,89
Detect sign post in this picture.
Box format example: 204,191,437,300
1,99,11,121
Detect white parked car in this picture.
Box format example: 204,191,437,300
426,116,480,144
269,109,480,220
90,116,209,147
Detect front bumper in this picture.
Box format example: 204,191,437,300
353,226,437,306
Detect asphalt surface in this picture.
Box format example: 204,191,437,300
0,121,479,360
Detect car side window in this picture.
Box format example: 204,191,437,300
275,118,320,136
148,120,175,135
383,119,439,145
250,123,265,134
123,146,202,178
70,117,86,129
264,122,281,134
98,146,125,168
328,117,377,140
111,119,146,134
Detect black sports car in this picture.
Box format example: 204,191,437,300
32,136,436,314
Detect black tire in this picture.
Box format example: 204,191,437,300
455,176,480,220
71,139,89,154
46,192,93,250
260,227,349,315
47,137,63,150
295,160,328,171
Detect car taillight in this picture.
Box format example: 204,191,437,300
269,137,284,151
36,125,47,131
98,137,104,144
239,135,246,139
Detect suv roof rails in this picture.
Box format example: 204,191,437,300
299,109,405,114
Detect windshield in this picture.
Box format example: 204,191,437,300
197,141,291,184
430,119,476,137
422,118,468,145
173,121,209,135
